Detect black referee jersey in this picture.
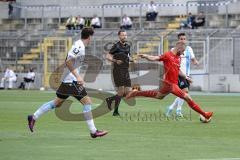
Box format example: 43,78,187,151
109,41,131,68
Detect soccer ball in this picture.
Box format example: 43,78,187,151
199,114,211,123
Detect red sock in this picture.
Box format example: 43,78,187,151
135,90,158,98
187,100,205,116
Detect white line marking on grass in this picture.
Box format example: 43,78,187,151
192,158,240,160
190,92,240,96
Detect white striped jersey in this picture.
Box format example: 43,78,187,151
62,39,85,83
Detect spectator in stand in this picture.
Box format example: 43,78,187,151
146,1,158,21
0,66,17,90
91,14,101,29
18,68,35,90
192,11,205,29
8,1,14,17
180,12,195,29
120,14,133,30
66,15,76,30
76,15,85,30
84,18,91,27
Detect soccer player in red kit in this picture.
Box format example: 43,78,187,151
126,41,213,120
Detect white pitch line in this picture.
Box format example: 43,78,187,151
192,158,240,160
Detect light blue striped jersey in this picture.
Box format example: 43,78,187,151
180,46,195,76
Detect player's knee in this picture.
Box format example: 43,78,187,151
117,91,124,97
119,93,124,97
183,94,191,102
54,99,64,107
81,96,92,104
156,94,164,100
158,96,164,100
55,101,63,107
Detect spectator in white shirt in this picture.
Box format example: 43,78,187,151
91,15,101,28
120,14,133,30
18,68,35,90
146,1,158,21
0,67,17,89
76,15,85,30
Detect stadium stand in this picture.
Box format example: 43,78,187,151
1,0,240,91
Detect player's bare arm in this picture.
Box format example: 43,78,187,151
138,54,160,61
106,52,123,65
129,54,138,63
130,52,142,63
179,70,193,83
191,57,199,65
65,58,84,85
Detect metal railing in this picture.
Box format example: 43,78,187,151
12,4,61,30
186,0,230,28
101,3,143,29
1,28,240,91
6,1,236,30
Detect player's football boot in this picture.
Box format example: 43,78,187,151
27,115,35,132
204,112,213,120
176,110,184,118
90,130,108,138
112,111,120,116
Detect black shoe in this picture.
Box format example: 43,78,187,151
27,115,35,132
113,112,120,116
106,98,113,110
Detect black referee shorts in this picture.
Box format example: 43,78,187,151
56,81,87,101
112,68,131,87
178,76,190,89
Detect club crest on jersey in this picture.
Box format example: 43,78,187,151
73,47,81,55
180,81,184,86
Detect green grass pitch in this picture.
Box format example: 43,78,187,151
0,90,240,160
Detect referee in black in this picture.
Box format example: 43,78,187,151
106,29,134,116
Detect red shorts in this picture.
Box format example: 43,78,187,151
159,81,186,99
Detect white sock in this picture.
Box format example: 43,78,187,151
0,78,4,88
33,100,56,120
83,104,97,134
168,98,178,110
176,97,184,112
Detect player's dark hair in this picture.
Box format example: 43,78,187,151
81,27,94,39
118,29,126,35
177,32,186,39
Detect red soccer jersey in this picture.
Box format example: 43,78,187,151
159,51,181,84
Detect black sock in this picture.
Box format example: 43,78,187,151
113,95,122,113
107,95,117,101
